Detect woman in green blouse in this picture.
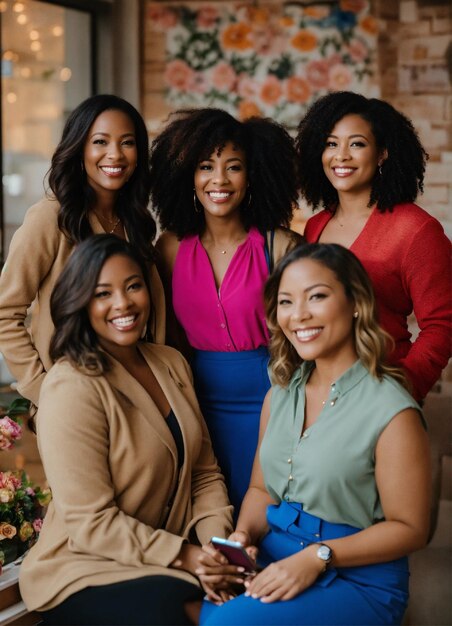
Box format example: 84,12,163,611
198,243,431,626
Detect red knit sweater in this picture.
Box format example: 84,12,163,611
304,203,452,401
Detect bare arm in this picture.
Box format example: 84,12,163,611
155,232,191,356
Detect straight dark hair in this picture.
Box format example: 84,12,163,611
50,234,153,373
48,94,156,261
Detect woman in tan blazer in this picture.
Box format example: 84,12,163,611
19,235,234,625
0,95,165,410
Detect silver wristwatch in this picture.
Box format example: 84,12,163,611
315,543,333,570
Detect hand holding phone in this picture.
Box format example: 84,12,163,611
210,536,257,573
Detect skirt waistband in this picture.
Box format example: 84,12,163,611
193,346,269,362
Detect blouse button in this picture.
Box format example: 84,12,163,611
220,323,226,329
288,475,293,481
287,458,292,463
285,495,290,501
302,432,309,439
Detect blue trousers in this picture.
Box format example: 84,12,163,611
200,502,409,626
191,347,270,517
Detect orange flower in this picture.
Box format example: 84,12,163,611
304,7,329,19
291,30,317,53
260,76,283,105
279,16,294,28
246,7,270,25
340,0,367,13
238,100,262,120
286,77,311,103
359,15,378,35
222,23,253,51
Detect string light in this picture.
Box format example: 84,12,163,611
30,40,41,52
29,29,39,40
52,25,64,37
13,2,25,12
17,13,27,24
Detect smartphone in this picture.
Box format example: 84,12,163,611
210,537,256,573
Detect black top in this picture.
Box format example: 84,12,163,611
166,409,184,469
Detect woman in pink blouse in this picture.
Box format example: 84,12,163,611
151,108,301,515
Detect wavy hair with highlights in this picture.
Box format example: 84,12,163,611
264,243,409,389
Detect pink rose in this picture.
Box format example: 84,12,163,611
0,416,22,440
197,6,219,29
306,59,330,89
0,435,12,450
164,60,195,92
237,75,259,99
329,64,353,91
32,518,43,533
147,4,178,31
211,62,237,92
348,38,368,62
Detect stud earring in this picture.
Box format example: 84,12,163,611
353,311,359,318
193,190,201,214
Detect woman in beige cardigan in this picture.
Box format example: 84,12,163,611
19,235,234,625
0,95,165,410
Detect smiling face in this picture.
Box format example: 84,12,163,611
87,254,150,356
194,141,248,220
83,109,138,200
276,258,357,366
321,114,386,200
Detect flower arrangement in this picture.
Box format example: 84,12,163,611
0,397,51,569
0,470,51,567
148,0,378,126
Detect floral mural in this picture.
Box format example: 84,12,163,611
147,0,378,126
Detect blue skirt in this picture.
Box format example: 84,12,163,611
191,347,270,516
200,502,409,626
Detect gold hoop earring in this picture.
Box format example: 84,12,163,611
193,191,202,214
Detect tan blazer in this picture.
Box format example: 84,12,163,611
19,343,233,612
0,198,165,406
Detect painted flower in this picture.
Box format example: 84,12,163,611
19,521,34,542
306,59,330,89
237,75,259,99
286,76,311,103
196,6,219,29
329,63,353,90
246,7,270,26
0,488,14,503
340,0,368,13
347,38,368,61
304,7,330,19
0,523,17,540
148,4,178,31
187,72,209,94
32,518,43,533
279,16,294,28
260,76,283,105
238,100,262,120
164,60,195,91
359,15,378,35
0,416,22,440
211,62,237,91
291,30,317,53
221,23,253,51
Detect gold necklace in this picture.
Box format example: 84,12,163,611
94,211,121,234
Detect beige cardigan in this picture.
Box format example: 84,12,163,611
0,198,165,406
19,343,233,611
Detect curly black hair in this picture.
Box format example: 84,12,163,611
149,108,299,237
50,234,154,373
47,94,156,261
295,91,428,213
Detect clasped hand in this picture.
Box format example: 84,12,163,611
197,534,325,604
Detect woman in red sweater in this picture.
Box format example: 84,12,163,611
296,91,451,401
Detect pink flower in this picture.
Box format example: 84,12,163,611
252,26,286,56
32,518,43,533
26,487,35,496
164,60,195,92
327,53,343,67
0,471,21,491
306,59,330,89
0,416,22,440
260,76,283,105
197,6,219,29
348,38,368,62
329,64,353,91
147,4,178,31
187,72,209,94
237,75,259,99
211,62,237,91
0,435,12,451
